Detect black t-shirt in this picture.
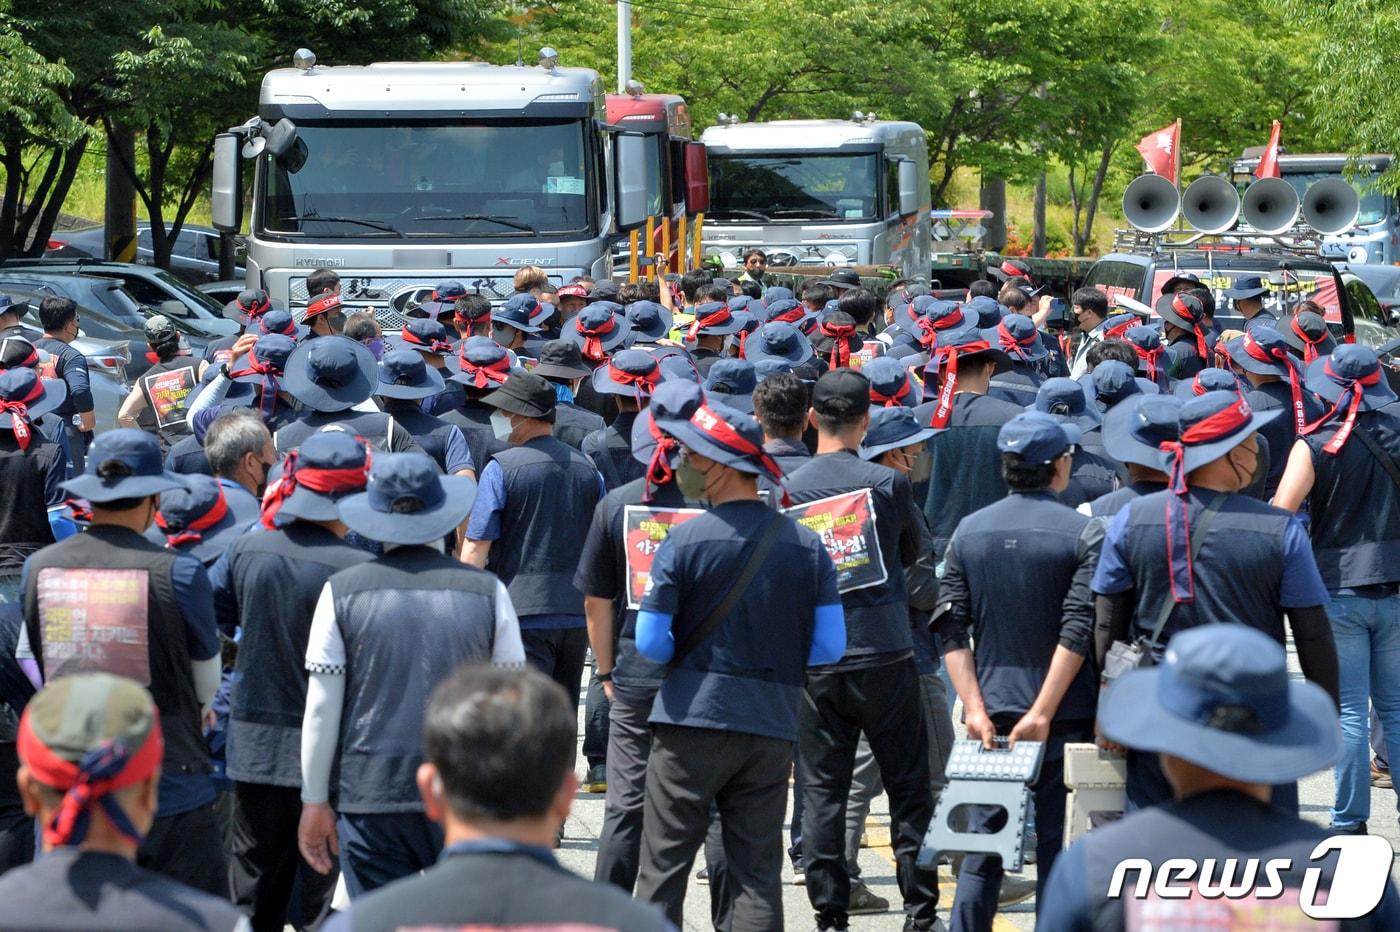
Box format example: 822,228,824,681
0,848,244,931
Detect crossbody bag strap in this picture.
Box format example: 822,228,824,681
670,511,785,667
1353,427,1400,494
1142,491,1227,652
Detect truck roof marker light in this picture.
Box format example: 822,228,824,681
293,48,316,73
534,93,581,102
538,47,559,71
626,80,645,97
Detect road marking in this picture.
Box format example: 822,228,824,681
866,816,1022,931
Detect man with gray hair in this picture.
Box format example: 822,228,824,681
204,409,276,510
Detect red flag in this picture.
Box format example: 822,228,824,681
1135,122,1180,183
1255,121,1282,179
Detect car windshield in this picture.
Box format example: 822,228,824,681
1278,171,1390,226
1150,267,1342,321
145,267,224,315
260,121,592,237
708,153,880,222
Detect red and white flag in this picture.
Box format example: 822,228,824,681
1136,122,1180,183
1255,120,1283,179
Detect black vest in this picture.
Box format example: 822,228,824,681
0,435,60,567
1087,480,1166,519
582,412,645,492
1304,411,1400,588
489,437,601,616
227,523,373,786
441,401,508,478
382,401,460,474
552,401,605,451
138,359,198,451
23,526,208,777
274,409,392,456
330,547,498,811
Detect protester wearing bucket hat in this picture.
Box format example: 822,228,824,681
1226,327,1326,498
1155,291,1210,380
187,332,301,437
299,451,524,897
564,302,632,367
625,300,674,344
0,673,245,931
1272,343,1400,835
919,328,1013,423
763,297,816,333
1081,393,1185,521
1173,365,1246,399
577,381,708,891
207,428,373,928
631,398,843,930
986,257,1034,286
1223,274,1278,332
1027,379,1113,507
1121,324,1171,391
984,313,1049,407
463,371,604,763
372,350,473,478
210,288,274,368
491,293,545,353
936,409,1095,926
745,321,815,370
1092,389,1336,811
586,350,660,491
145,473,258,564
22,426,227,895
862,356,918,408
520,340,601,452
275,337,418,456
858,405,938,464
890,298,977,359
1039,626,1396,932
683,301,744,377
702,358,757,414
0,367,71,599
410,280,468,320
393,318,455,358
810,310,863,370
441,337,517,472
1078,360,1159,420
1282,309,1338,363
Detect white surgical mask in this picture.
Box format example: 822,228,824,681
490,410,516,441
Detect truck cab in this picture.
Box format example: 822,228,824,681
699,116,932,277
1230,153,1398,265
212,49,650,326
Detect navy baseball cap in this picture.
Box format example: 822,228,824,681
375,349,446,401
145,474,259,563
63,429,185,503
1102,393,1184,470
281,337,378,412
996,411,1081,463
859,406,938,461
338,452,477,546
1224,275,1270,300
1099,625,1339,783
703,358,758,413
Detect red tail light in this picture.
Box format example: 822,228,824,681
46,239,67,250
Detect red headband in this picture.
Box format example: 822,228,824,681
928,340,992,428
0,377,45,450
1242,332,1308,434
1000,260,1029,282
229,348,283,421
819,320,856,369
871,376,913,407
577,315,618,362
458,352,511,390
1303,360,1383,455
155,484,229,548
607,361,659,408
237,294,271,318
996,320,1038,361
643,414,678,503
1172,295,1210,359
400,327,452,355
10,344,40,369
1104,318,1136,341
1131,340,1165,386
306,294,341,319
686,308,731,344
1158,398,1254,603
914,307,966,349
260,448,371,529
1290,317,1326,364
689,403,789,505
18,709,164,848
456,309,491,331
772,306,808,326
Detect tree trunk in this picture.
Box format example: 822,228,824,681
980,174,1006,252
1033,172,1047,256
1,142,22,260
1077,144,1114,255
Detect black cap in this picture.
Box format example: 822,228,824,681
483,371,557,421
811,367,871,418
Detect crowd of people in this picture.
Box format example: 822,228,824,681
0,252,1397,930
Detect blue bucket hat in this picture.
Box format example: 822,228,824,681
393,318,454,356
338,452,477,546
0,367,66,425
1101,393,1184,469
256,308,308,340
897,297,977,347
964,295,1004,329
265,431,370,525
145,474,259,563
1226,327,1297,381
984,313,1047,364
1173,367,1245,399
762,297,814,331
996,411,1081,463
230,334,298,386
745,321,814,367
281,337,378,412
763,286,795,305
1304,344,1398,444
859,406,939,461
62,429,185,503
376,349,446,401
702,358,757,413
631,380,706,495
412,280,468,319
754,358,797,382
687,301,746,339
1080,360,1158,415
1281,311,1337,362
1099,625,1340,783
565,302,632,362
1224,275,1270,301
625,300,674,343
656,399,784,481
1168,390,1280,472
1032,377,1100,426
862,356,918,408
448,336,513,390
591,348,660,400
1161,271,1202,294
494,294,544,334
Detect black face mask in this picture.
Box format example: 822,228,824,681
253,457,274,499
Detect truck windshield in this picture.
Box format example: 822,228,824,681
1279,171,1390,226
259,121,592,237
708,153,879,222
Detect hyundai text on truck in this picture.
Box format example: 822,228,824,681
210,48,682,326
699,114,933,278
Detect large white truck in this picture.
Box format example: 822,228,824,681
699,115,933,278
211,48,667,325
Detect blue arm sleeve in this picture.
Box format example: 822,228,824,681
465,461,505,540
171,554,220,662
808,603,846,666
636,610,675,662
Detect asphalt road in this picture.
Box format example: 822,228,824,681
554,641,1400,931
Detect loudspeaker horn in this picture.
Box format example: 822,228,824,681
1122,174,1180,233
1241,177,1300,235
1302,177,1360,235
1182,176,1241,235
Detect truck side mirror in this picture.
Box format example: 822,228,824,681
614,133,650,230
684,142,710,214
898,160,923,217
211,133,243,233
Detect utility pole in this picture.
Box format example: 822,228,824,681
617,0,632,93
